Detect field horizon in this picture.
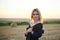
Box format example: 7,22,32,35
0,18,60,22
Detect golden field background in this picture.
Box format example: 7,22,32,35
0,24,60,40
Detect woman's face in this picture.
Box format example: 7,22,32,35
32,11,39,21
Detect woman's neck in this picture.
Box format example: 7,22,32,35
34,20,39,23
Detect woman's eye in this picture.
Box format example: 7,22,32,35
33,14,39,15
36,14,39,15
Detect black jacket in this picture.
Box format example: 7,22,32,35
25,23,44,38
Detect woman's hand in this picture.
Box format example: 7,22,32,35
24,31,28,36
25,28,33,36
27,28,32,32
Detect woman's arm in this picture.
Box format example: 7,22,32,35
25,25,33,36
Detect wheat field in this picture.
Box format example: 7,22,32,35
0,24,60,40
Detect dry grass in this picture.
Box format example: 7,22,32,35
0,24,60,40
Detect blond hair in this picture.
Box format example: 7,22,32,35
31,8,43,23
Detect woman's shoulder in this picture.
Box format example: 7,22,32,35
29,21,43,27
34,21,43,25
35,22,43,27
37,22,43,25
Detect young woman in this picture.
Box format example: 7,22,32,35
25,8,44,40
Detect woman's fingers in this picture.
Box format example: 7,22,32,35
27,28,32,32
24,32,28,35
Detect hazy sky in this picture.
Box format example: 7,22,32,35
0,0,60,19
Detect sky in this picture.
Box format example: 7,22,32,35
0,0,60,19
